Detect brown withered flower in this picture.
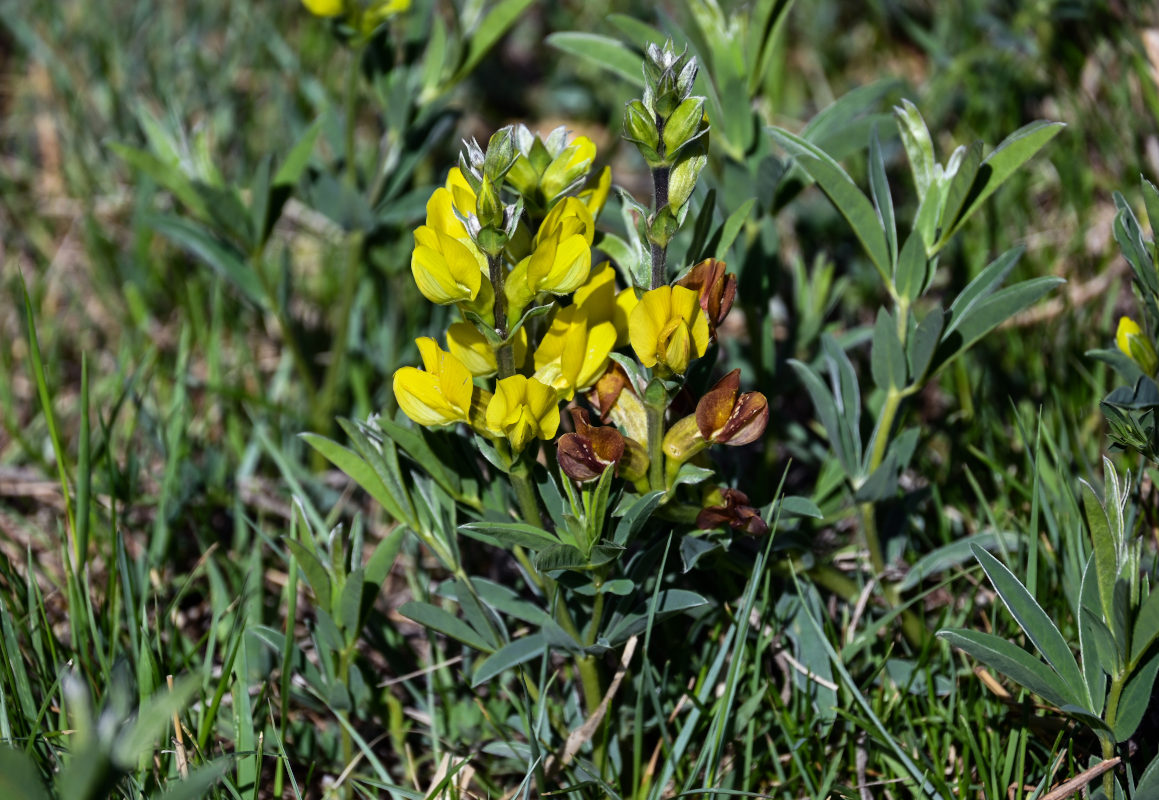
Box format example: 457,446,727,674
557,408,625,482
696,488,769,537
676,258,737,336
695,369,768,446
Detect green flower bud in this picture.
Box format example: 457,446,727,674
668,140,707,210
476,177,505,230
483,127,517,182
662,97,706,159
624,101,660,152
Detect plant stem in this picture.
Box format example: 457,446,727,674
650,166,670,289
646,393,666,493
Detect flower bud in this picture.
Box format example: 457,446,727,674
677,259,737,337
475,177,505,231
695,369,768,446
557,408,625,483
624,100,662,166
587,363,648,444
662,97,706,158
696,488,768,537
668,142,707,210
483,127,517,182
1117,316,1159,376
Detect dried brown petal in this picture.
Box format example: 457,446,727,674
557,408,625,483
676,258,737,334
695,370,769,446
695,488,769,537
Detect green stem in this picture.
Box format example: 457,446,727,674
1102,673,1126,797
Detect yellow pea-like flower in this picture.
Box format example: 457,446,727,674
446,321,528,378
486,375,560,453
1117,316,1159,375
629,285,710,374
532,307,616,400
506,197,594,311
393,338,478,428
540,136,597,203
410,226,484,305
573,261,637,347
578,165,612,219
301,0,344,17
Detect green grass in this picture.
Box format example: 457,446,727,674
2,0,1158,798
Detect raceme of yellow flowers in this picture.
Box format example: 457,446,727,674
391,124,768,530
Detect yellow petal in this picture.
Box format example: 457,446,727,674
662,323,692,374
579,166,612,218
576,321,616,390
540,234,591,295
613,288,639,348
302,0,344,16
525,378,560,438
629,286,671,367
1118,316,1142,355
446,322,497,377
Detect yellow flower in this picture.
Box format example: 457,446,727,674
410,170,490,306
410,226,483,305
393,338,481,428
540,136,596,203
578,166,612,219
446,321,528,377
302,0,344,17
573,262,637,347
486,375,560,453
506,197,594,313
1117,316,1159,375
363,0,411,29
629,285,710,374
532,307,616,400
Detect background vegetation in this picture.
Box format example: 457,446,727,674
2,0,1159,797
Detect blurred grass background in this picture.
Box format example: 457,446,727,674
3,0,1159,796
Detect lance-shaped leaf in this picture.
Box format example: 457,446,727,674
971,544,1089,709
939,629,1073,709
768,125,891,284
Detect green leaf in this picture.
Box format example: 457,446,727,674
605,589,708,644
301,433,412,527
906,306,944,383
144,214,266,308
1081,480,1119,629
399,601,494,653
938,629,1073,709
767,126,891,282
942,120,1064,244
945,247,1024,336
868,124,897,270
459,520,560,551
789,358,855,475
933,140,983,252
1132,587,1159,665
0,746,52,800
339,568,365,643
285,538,332,614
854,451,897,503
777,495,823,519
971,544,1088,708
274,117,324,186
936,277,1064,373
471,634,547,686
109,142,211,222
1134,753,1159,800
893,99,935,203
894,230,927,303
870,308,906,390
148,760,231,800
456,0,537,82
534,542,623,573
898,530,1019,592
1114,650,1159,742
545,32,645,88
1078,557,1109,716
715,197,756,259
613,491,665,546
